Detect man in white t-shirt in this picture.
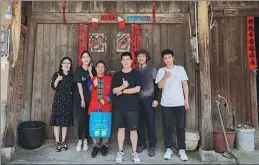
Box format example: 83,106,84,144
155,49,189,161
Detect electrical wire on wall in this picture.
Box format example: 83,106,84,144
209,2,216,30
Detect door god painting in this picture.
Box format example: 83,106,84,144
116,33,130,52
89,33,106,52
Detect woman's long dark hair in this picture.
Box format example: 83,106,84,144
81,51,92,59
58,57,73,75
81,51,92,67
80,51,97,76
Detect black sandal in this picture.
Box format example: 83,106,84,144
60,142,68,150
91,147,99,158
55,142,62,152
100,146,108,156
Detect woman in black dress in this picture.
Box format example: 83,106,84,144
50,57,74,152
74,51,96,152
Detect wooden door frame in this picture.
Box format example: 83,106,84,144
31,13,189,24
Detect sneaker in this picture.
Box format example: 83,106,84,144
163,148,173,160
76,140,82,152
132,152,141,164
91,147,99,158
148,147,155,157
55,142,62,152
60,142,68,150
83,139,89,151
179,149,188,161
100,146,108,156
115,151,124,163
136,145,146,153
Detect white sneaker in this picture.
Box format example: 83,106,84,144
83,139,89,151
179,149,188,161
115,151,124,163
76,140,82,152
163,148,173,160
132,152,141,164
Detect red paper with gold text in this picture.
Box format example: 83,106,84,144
78,24,88,66
246,16,257,70
131,24,141,68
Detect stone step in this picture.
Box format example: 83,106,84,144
255,128,259,150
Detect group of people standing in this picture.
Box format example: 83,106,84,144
49,49,189,164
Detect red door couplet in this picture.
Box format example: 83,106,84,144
246,16,257,70
78,24,88,66
131,24,141,68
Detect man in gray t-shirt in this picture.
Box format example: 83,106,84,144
134,50,159,157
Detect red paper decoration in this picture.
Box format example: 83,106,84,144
117,33,130,52
78,24,88,66
118,16,126,30
101,14,118,21
59,1,66,24
131,24,141,68
89,33,106,52
246,16,257,70
92,18,99,29
62,7,66,24
152,2,156,24
91,14,127,30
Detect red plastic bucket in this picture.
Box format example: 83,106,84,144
213,128,236,153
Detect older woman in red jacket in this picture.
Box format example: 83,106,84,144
87,61,113,158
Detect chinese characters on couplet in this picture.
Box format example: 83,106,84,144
246,16,257,70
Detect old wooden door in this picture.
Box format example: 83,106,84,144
31,24,79,140
88,24,131,72
30,23,196,141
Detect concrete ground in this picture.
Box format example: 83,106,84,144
6,141,259,164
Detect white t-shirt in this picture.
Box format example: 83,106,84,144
155,65,188,107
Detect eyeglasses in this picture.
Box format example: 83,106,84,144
62,63,71,65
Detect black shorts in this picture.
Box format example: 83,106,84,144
114,110,139,131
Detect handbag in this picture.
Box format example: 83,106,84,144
89,103,112,138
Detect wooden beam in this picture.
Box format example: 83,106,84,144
250,71,258,128
211,5,259,10
188,1,196,36
21,15,36,121
31,13,188,24
198,1,213,150
11,1,22,66
2,1,22,148
211,8,259,17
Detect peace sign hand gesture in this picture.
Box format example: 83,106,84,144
88,62,93,73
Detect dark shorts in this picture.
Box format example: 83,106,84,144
114,110,139,131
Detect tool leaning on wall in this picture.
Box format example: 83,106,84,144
216,95,239,164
